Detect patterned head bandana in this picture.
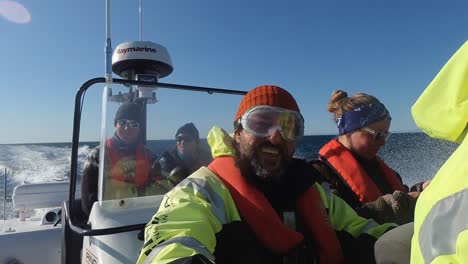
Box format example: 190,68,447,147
336,102,391,135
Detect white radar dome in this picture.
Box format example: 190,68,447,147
112,41,173,79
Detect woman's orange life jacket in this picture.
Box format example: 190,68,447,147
319,139,405,203
105,138,150,187
208,156,343,264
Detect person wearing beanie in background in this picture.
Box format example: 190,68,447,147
137,85,396,264
310,90,430,225
158,122,212,187
81,102,161,217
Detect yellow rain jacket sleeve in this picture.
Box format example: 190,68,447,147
412,42,468,144
136,167,241,264
411,41,468,264
314,182,394,239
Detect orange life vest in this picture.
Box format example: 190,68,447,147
208,156,343,264
319,139,405,203
105,138,150,188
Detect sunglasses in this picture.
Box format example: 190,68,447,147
176,136,194,143
116,119,140,128
361,127,391,142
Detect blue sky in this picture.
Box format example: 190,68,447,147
1,0,468,144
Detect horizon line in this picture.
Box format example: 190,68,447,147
0,130,425,145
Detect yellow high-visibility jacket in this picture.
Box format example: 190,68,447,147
411,41,468,264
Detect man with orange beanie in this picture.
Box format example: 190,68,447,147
137,85,395,264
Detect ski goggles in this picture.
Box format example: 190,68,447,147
236,106,304,141
361,127,391,142
116,119,141,128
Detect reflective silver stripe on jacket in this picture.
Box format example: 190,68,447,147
142,176,227,263
178,177,228,224
419,188,468,263
143,236,215,264
359,219,379,234
319,182,332,208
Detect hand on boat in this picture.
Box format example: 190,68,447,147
360,190,416,225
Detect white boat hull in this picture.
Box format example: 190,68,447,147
0,219,61,264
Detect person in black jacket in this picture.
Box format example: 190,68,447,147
158,122,212,187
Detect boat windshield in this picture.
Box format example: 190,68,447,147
78,82,242,203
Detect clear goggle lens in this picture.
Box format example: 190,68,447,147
239,106,304,141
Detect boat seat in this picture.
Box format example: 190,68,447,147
13,182,80,210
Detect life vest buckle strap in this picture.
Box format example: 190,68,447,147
283,241,318,264
283,211,296,231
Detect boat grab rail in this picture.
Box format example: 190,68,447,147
67,77,247,236
63,200,145,236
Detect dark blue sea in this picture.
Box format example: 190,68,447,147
0,132,458,219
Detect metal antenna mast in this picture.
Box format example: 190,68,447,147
139,0,143,40
105,0,112,82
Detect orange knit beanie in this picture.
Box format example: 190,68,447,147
234,85,300,123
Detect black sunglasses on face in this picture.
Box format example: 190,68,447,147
116,119,140,128
176,136,194,143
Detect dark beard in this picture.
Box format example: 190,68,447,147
236,142,288,184
250,158,285,182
